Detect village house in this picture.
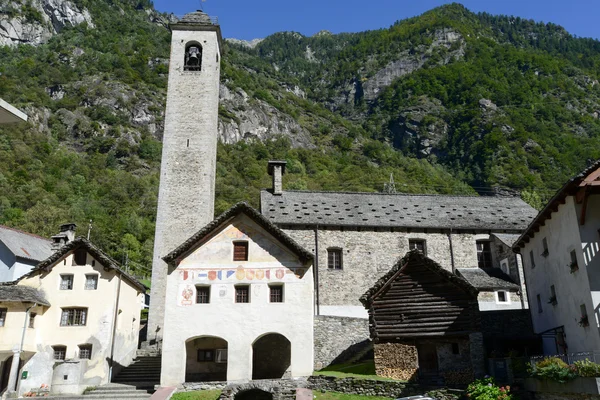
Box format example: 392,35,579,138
159,202,314,386
260,161,538,368
0,225,53,283
0,236,145,397
514,160,600,355
360,250,483,385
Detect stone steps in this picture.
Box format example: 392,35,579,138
40,383,152,399
112,354,162,387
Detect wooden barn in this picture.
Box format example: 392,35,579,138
360,250,484,385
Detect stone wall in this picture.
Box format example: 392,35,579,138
374,342,418,382
284,227,491,313
313,316,369,369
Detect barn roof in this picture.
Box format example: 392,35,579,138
0,225,53,263
456,268,520,291
0,284,50,306
261,190,537,231
22,238,146,292
163,202,313,264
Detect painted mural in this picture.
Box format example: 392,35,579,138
176,218,308,306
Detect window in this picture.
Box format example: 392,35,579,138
74,249,87,265
60,308,87,326
184,42,203,72
409,239,427,255
85,274,98,290
327,248,343,270
78,344,92,360
569,250,579,272
196,286,210,304
233,241,248,262
197,349,214,362
0,308,6,327
542,238,549,257
29,313,36,328
216,349,228,363
476,241,492,269
53,346,66,361
530,250,536,269
451,343,460,355
580,304,590,327
537,294,543,313
548,285,557,305
269,284,284,303
235,285,250,303
60,274,74,290
496,291,509,303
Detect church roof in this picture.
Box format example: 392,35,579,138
163,202,313,264
179,10,214,25
0,225,53,263
456,268,520,291
260,190,537,231
21,238,146,292
0,283,50,306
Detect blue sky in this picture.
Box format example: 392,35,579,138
152,0,600,41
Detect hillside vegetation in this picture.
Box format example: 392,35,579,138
1,1,600,276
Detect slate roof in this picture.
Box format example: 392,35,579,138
360,250,478,307
0,283,50,306
456,268,520,291
163,202,314,264
178,10,214,25
492,233,521,248
22,238,146,292
515,159,600,250
0,225,53,262
261,190,537,231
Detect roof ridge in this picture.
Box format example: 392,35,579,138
266,189,520,199
0,224,51,242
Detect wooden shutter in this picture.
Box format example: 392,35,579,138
233,242,248,261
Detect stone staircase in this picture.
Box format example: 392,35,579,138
111,349,162,389
39,383,152,399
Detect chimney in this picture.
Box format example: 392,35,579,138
267,161,287,195
51,223,77,251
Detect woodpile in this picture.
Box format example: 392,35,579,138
374,342,418,381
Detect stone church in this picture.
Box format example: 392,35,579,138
148,10,539,387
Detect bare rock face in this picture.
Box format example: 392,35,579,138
0,0,93,47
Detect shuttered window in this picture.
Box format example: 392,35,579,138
233,242,248,261
327,248,342,270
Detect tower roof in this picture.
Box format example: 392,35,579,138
170,10,222,49
179,10,214,25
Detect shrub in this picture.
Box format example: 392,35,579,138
574,360,600,377
531,357,578,383
466,377,513,400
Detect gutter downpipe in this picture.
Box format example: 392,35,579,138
109,272,123,382
314,225,320,316
448,228,456,274
5,303,36,398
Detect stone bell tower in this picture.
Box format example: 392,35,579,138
148,11,222,341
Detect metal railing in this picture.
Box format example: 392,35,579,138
530,351,600,366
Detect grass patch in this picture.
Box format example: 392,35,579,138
171,390,221,400
314,362,400,382
314,392,394,400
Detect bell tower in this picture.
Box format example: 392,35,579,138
148,11,222,341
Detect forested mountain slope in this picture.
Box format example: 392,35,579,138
1,1,599,276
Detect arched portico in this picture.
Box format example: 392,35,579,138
185,336,228,382
251,333,291,380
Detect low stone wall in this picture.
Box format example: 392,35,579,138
308,376,462,399
524,377,600,400
374,342,418,381
313,315,369,369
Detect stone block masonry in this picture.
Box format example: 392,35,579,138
313,316,369,369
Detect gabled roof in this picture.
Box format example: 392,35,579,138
0,283,50,306
492,233,521,248
261,190,537,231
22,238,146,292
163,202,313,264
514,159,600,250
0,98,27,124
0,225,53,262
456,268,520,291
360,250,477,307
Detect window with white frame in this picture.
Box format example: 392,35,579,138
85,274,98,290
53,345,66,360
78,344,92,360
496,290,510,304
60,308,87,326
327,248,343,270
60,274,74,290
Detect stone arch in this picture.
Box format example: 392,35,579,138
252,333,291,380
184,41,203,71
185,335,228,382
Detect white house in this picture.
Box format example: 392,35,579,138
0,238,146,397
514,160,600,355
159,202,314,386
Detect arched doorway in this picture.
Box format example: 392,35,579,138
234,389,273,400
185,336,228,382
252,333,291,380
